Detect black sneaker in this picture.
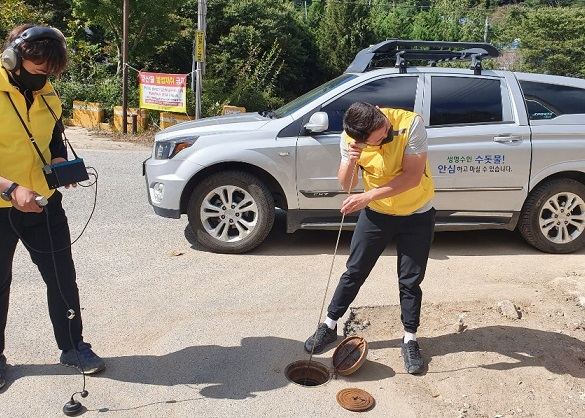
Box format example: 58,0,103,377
304,323,338,354
401,340,424,374
0,354,6,389
60,341,105,374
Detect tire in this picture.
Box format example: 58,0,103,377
518,178,585,254
187,171,275,254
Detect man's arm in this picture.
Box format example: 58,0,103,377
363,152,427,201
49,120,67,163
366,115,428,200
0,176,13,191
0,175,43,213
338,140,363,192
340,152,427,214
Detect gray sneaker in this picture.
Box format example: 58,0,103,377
60,341,105,374
401,340,424,374
304,323,338,354
0,354,6,389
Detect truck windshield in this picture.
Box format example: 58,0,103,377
273,74,356,118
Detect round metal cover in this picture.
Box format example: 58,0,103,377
336,388,375,412
332,336,368,376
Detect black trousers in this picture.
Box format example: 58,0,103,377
0,191,82,353
327,206,435,333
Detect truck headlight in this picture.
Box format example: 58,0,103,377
154,136,198,160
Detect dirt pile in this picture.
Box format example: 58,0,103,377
343,276,585,418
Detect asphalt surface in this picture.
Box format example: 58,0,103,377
1,144,584,417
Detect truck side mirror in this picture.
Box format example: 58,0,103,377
304,112,329,133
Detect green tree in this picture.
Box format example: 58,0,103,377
203,40,284,115
70,0,185,74
204,0,320,102
509,7,585,77
316,0,375,77
370,2,417,41
12,0,72,29
0,0,47,39
410,0,489,42
305,0,325,34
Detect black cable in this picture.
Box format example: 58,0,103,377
6,170,99,398
43,204,88,393
7,167,98,254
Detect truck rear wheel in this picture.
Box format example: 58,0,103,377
518,178,585,254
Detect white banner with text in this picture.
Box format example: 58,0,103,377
139,72,187,112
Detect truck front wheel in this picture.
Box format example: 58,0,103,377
518,178,585,254
187,171,275,254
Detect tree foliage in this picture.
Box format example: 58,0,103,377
369,2,417,41
316,0,375,77
203,41,285,115
4,0,585,120
205,0,319,102
506,7,585,77
411,0,489,41
0,0,48,40
70,0,185,74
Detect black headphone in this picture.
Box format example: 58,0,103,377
1,26,64,72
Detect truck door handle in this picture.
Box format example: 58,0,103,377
493,134,522,143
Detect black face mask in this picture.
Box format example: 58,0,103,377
11,66,48,91
379,130,394,145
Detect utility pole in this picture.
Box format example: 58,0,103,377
122,0,129,133
195,0,207,119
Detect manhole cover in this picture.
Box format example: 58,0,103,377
333,335,368,376
336,388,375,412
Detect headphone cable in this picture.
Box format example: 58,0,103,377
7,168,97,254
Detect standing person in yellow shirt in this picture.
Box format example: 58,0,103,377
305,102,435,374
0,24,104,390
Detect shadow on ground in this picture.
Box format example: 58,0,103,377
368,326,585,378
183,209,573,258
4,336,394,400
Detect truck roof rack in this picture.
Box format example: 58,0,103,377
345,40,499,75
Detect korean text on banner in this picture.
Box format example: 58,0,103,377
139,72,187,113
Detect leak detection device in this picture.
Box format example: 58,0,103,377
43,158,89,189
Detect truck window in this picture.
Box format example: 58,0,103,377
430,77,503,126
520,81,585,120
525,99,556,120
274,74,357,118
321,76,417,133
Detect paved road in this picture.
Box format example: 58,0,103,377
2,146,584,417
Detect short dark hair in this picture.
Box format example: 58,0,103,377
343,102,387,142
4,24,68,75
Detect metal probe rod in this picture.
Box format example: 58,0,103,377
303,143,362,383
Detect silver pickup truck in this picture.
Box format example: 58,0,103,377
144,40,585,254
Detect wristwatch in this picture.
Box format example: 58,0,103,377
1,182,19,201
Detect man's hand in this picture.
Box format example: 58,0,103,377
340,192,371,215
12,186,43,213
338,141,365,192
347,141,365,165
50,157,77,188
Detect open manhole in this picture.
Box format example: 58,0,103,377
284,360,330,387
